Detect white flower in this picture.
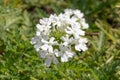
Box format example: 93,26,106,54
44,54,58,67
38,50,47,59
80,18,89,29
39,18,51,26
61,51,74,62
31,9,89,67
41,37,58,53
49,14,61,27
38,49,59,67
61,35,73,46
73,9,84,19
31,36,42,51
58,13,71,25
36,24,51,35
65,26,85,39
75,37,88,51
64,9,73,16
59,45,74,62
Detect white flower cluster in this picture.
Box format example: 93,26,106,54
31,9,89,67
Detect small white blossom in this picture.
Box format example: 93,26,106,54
75,37,88,51
44,53,59,67
31,9,89,67
59,45,74,62
38,50,59,67
31,36,42,51
80,18,89,29
73,9,84,19
65,26,85,39
61,35,74,46
41,37,58,53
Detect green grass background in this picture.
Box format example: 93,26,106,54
0,0,120,80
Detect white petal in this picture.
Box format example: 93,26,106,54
75,44,88,51
38,50,46,58
61,54,68,62
66,51,74,58
77,30,85,36
36,24,41,29
53,57,59,64
81,45,88,51
63,42,68,46
75,44,81,51
65,29,73,34
45,56,52,67
31,38,36,44
49,37,55,43
41,44,49,51
54,49,60,57
82,22,89,29
41,39,48,44
74,33,79,39
34,43,41,48
48,46,53,53
36,31,40,36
